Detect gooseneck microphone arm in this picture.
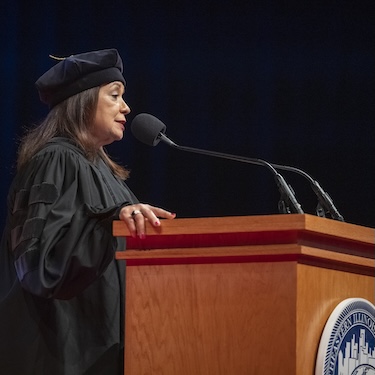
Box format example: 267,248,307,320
158,133,304,215
160,133,342,220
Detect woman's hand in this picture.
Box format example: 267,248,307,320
119,204,176,239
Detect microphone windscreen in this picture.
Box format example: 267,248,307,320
131,113,166,146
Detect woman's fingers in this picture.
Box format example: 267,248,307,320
119,204,176,239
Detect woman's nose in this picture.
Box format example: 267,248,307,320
121,99,131,114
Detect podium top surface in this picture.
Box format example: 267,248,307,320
113,213,374,245
113,214,374,271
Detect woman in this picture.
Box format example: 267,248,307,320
0,49,175,374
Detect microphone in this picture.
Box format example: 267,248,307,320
131,113,304,215
131,113,344,221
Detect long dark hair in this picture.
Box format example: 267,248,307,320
17,86,129,179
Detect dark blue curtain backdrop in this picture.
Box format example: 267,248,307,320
1,1,374,230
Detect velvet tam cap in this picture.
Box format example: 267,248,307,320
35,48,125,108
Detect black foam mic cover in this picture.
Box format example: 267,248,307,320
131,113,166,146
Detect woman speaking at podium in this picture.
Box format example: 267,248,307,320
0,48,175,374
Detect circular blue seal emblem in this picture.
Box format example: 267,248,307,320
315,298,375,375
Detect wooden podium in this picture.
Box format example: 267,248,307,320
114,214,375,375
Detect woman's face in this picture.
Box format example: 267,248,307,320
90,81,130,147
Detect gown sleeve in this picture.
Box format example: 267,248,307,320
9,145,131,299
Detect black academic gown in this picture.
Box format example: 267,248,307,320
0,137,138,374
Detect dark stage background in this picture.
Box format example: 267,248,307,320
1,1,374,231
